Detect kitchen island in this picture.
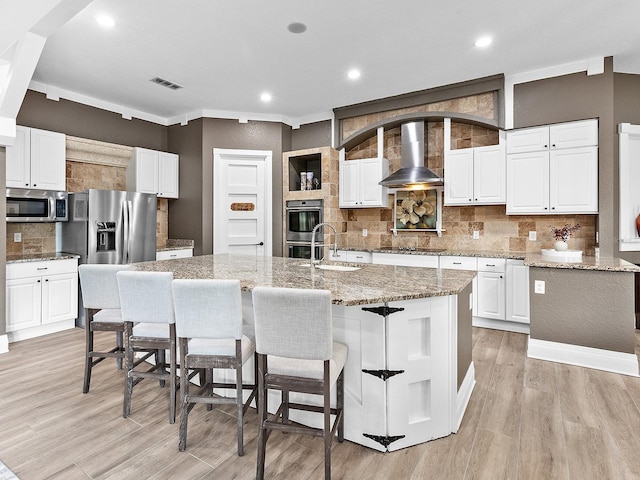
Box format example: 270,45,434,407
525,253,640,376
130,254,476,452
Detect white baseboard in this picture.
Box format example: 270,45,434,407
473,316,530,334
453,362,476,433
0,334,8,354
528,338,640,377
7,320,76,343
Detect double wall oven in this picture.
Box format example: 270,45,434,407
285,199,323,259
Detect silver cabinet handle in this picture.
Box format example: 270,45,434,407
37,267,48,270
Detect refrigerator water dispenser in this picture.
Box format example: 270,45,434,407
96,221,116,251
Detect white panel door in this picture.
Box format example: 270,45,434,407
506,151,549,214
136,148,159,194
6,126,31,188
158,152,179,198
6,277,41,332
444,148,474,205
386,297,451,451
339,160,359,207
29,128,66,191
42,273,78,325
474,144,505,204
549,146,598,213
213,149,272,256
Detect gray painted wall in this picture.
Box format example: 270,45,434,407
529,267,635,353
457,282,472,390
291,120,332,151
17,91,168,150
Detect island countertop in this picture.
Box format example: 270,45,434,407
129,254,476,306
524,253,640,272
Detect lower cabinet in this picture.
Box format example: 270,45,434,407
475,258,506,320
371,252,439,268
6,259,78,342
506,259,530,324
156,248,194,261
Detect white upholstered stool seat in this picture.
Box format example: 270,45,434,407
172,279,258,456
117,271,177,424
252,286,346,480
78,264,131,394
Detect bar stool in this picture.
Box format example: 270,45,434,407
78,263,131,394
117,271,177,424
172,279,258,455
252,286,347,480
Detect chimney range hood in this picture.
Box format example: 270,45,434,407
379,121,443,188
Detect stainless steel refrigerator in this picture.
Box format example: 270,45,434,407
56,189,157,325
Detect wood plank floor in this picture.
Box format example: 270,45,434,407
2,327,640,480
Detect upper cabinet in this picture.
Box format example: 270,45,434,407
339,157,389,208
506,119,598,215
444,143,505,206
6,126,66,191
127,147,179,198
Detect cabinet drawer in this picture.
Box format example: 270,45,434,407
477,257,506,273
156,248,193,260
372,253,439,268
7,259,78,280
439,256,477,270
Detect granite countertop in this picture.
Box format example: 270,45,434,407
129,254,477,306
524,253,640,272
6,252,80,264
156,239,195,252
338,246,527,260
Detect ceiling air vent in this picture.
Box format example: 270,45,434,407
150,77,183,90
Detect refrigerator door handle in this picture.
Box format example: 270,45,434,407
122,200,131,264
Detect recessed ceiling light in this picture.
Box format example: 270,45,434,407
474,36,492,48
348,69,361,80
260,92,272,103
287,22,307,34
96,14,116,28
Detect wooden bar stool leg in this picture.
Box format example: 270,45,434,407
83,310,94,394
116,330,124,370
338,370,345,442
256,354,267,480
178,338,189,451
323,362,331,480
169,326,177,424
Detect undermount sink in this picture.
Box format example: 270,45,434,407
298,263,362,272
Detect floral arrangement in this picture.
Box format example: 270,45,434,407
549,223,580,242
396,190,437,230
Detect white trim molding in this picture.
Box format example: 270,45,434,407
453,362,476,432
0,334,8,354
528,337,639,377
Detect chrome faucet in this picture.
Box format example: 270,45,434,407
311,222,338,265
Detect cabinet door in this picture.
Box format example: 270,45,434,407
6,126,31,188
41,273,78,325
476,271,505,320
339,160,359,207
506,260,529,324
549,119,598,149
346,251,372,264
158,152,179,198
30,128,66,191
156,248,193,260
444,149,474,205
474,145,505,204
506,151,549,214
506,126,549,154
135,148,159,194
6,277,42,332
549,146,598,213
359,158,388,207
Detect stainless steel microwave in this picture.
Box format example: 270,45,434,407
6,188,68,222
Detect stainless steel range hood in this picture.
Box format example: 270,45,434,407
379,121,443,188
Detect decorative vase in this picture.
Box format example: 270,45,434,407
636,213,640,236
554,240,568,251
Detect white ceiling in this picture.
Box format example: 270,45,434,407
13,0,640,126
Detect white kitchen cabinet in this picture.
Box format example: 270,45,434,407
371,252,439,268
156,248,193,260
329,250,372,263
339,157,389,208
506,119,598,214
6,126,66,191
6,259,78,342
127,147,179,198
444,144,505,205
506,260,530,324
439,256,477,271
475,258,506,321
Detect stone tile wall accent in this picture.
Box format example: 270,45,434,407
6,136,169,255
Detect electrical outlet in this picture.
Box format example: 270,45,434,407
473,230,480,240
529,231,537,241
362,228,368,237
534,280,545,294
13,232,21,243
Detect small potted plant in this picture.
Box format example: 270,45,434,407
549,224,580,251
